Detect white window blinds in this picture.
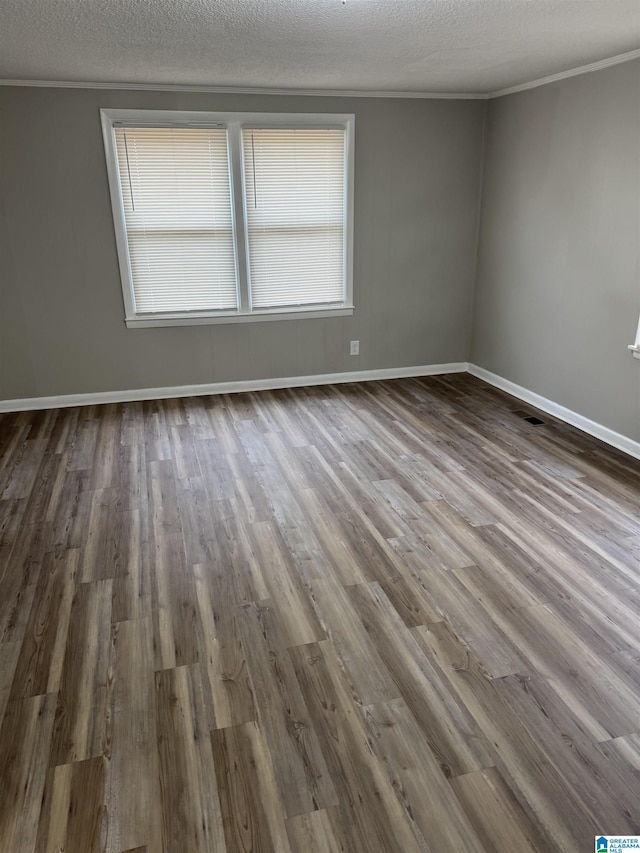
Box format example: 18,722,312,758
114,126,238,314
242,128,346,309
103,110,353,327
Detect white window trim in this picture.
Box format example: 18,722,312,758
629,313,640,359
100,108,355,328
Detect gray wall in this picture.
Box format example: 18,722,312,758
0,87,485,400
472,59,640,442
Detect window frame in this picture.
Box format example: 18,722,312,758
100,108,355,328
630,314,640,359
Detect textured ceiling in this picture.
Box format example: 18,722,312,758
1,0,639,94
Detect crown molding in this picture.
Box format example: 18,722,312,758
0,49,640,101
1,47,638,103
489,48,640,98
0,78,488,100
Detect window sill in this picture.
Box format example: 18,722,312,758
629,344,640,360
125,305,354,328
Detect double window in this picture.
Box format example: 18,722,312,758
101,110,354,327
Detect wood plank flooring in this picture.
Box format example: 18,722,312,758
1,374,639,852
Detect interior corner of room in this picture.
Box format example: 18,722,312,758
1,54,639,456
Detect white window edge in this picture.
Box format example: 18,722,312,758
100,108,355,327
629,314,640,359
101,110,137,322
125,305,354,328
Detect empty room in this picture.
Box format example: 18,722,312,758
1,1,640,851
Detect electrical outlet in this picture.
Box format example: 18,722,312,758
350,340,360,356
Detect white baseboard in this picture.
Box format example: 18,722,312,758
0,362,468,413
468,363,640,462
4,362,638,462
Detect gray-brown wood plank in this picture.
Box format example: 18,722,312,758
0,374,639,852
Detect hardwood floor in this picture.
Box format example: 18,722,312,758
0,373,639,852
